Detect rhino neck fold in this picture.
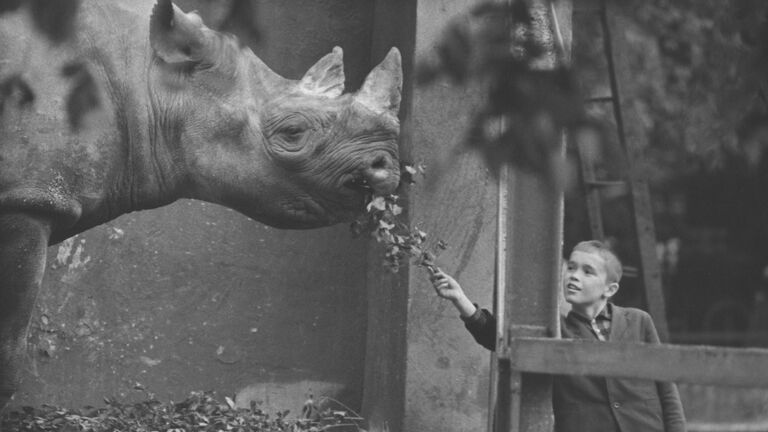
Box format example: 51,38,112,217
129,106,192,213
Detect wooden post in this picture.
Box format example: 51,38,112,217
495,1,572,431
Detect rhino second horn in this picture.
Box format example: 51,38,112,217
150,0,209,64
355,47,402,118
299,46,345,98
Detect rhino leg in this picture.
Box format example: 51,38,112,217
0,212,51,412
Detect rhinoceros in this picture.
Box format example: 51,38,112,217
0,0,402,410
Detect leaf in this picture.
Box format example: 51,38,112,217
219,0,261,47
29,0,80,43
366,196,387,212
224,396,235,410
349,220,364,237
0,0,22,14
0,74,35,113
400,164,418,185
60,62,100,131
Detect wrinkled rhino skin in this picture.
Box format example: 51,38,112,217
0,0,402,411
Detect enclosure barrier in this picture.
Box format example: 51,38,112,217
502,338,768,388
495,293,768,432
492,1,768,431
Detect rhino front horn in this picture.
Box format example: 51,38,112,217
355,47,402,118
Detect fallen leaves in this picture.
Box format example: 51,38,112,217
1,390,365,431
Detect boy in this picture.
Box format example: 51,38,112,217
430,240,686,432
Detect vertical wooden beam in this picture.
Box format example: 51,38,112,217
497,1,571,431
363,2,415,430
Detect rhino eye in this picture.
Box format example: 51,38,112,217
280,125,305,142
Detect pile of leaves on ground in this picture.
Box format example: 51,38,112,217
1,390,365,432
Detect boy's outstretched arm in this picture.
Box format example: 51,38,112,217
429,269,477,317
429,269,497,351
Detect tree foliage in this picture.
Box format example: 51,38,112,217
602,0,768,179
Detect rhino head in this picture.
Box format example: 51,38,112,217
147,0,402,228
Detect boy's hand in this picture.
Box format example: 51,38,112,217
430,269,464,301
427,268,478,318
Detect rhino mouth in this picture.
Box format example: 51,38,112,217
342,176,373,193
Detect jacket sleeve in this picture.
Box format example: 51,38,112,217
642,312,687,432
461,306,497,352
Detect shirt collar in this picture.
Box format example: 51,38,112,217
597,302,612,320
568,302,612,323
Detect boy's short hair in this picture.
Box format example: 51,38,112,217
572,240,623,283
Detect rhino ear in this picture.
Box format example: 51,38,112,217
150,0,211,64
355,47,402,118
299,46,345,98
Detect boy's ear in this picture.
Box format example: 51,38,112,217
604,282,620,299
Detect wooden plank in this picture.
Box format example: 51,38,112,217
504,337,768,387
671,331,768,345
687,421,768,432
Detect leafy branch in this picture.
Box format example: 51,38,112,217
352,164,447,274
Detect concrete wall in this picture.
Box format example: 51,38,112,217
13,0,377,414
11,2,504,430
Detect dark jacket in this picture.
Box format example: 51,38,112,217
462,304,686,432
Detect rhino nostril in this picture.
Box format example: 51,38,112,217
371,155,387,170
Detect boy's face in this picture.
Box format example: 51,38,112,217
563,250,618,307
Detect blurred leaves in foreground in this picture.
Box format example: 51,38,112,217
219,0,261,47
0,73,34,114
61,62,101,131
416,0,597,184
0,0,80,42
